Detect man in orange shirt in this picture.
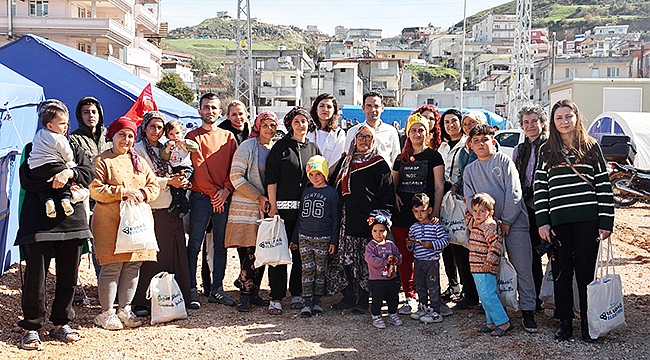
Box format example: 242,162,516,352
186,93,238,309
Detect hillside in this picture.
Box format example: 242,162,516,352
458,0,650,40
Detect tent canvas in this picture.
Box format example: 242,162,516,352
0,63,44,273
0,34,201,131
587,112,650,169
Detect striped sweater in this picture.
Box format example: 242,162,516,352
407,222,449,260
465,211,502,275
533,143,615,231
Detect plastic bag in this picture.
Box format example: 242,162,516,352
439,191,470,248
254,215,292,268
497,253,519,311
146,271,188,324
115,199,159,254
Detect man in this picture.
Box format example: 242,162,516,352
185,93,238,309
344,91,401,166
218,100,251,145
69,96,111,162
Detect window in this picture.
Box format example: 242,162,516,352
275,76,285,87
77,43,86,52
339,89,346,96
29,0,49,17
371,81,387,90
310,77,319,90
427,98,435,105
607,67,620,77
592,68,599,78
256,60,265,69
565,68,577,78
290,76,297,86
378,61,389,70
339,68,346,73
78,6,87,18
12,0,16,15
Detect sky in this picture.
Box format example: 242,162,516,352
161,0,512,37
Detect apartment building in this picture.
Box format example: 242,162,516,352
376,47,422,63
472,12,517,45
161,50,194,90
1,0,164,83
303,61,364,107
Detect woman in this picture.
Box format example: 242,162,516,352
412,104,442,151
225,111,278,312
327,124,395,314
391,113,446,315
16,100,94,350
131,111,192,316
90,117,160,330
512,104,548,311
534,99,614,342
307,93,345,170
266,106,321,314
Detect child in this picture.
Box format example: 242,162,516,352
364,209,403,329
465,193,514,337
462,124,538,333
27,100,78,218
291,155,339,318
162,119,198,217
406,193,451,324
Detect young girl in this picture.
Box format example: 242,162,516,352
465,193,514,337
162,119,198,217
364,209,403,329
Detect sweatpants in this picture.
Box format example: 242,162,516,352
299,234,330,298
391,226,416,299
98,261,142,312
503,228,537,311
473,273,509,326
368,277,399,316
267,218,301,300
526,206,544,307
414,258,441,312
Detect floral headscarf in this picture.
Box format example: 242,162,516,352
249,111,279,139
138,111,170,177
283,106,316,137
334,124,383,196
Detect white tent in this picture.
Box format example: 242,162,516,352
587,112,650,169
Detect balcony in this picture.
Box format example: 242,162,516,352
134,36,161,62
134,4,159,34
0,16,133,47
259,86,299,98
108,0,135,13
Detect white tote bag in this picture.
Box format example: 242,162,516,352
538,261,582,311
254,215,292,268
497,251,519,311
439,191,470,248
146,272,188,325
587,236,626,339
115,200,159,254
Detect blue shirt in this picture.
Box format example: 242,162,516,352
407,222,449,260
293,185,340,246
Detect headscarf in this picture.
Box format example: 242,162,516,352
249,111,279,139
334,124,383,196
106,117,143,173
139,111,170,177
283,106,316,137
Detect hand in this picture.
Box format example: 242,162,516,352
69,183,82,192
387,255,396,263
599,229,612,240
165,141,175,151
168,174,189,189
123,188,145,203
290,243,298,251
405,238,414,246
268,203,278,217
500,223,511,237
212,203,225,213
395,194,403,212
258,195,270,213
328,244,336,255
48,169,74,189
450,185,458,196
211,188,230,209
429,216,439,225
538,224,553,243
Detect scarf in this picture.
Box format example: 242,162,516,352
515,133,547,186
335,125,383,196
138,120,170,177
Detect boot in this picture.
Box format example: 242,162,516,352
554,319,573,341
581,318,595,342
237,294,250,312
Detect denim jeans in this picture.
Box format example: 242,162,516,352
187,191,230,291
473,273,509,327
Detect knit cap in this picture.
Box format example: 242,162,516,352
306,155,329,180
405,112,429,134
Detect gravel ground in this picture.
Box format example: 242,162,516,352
0,205,649,359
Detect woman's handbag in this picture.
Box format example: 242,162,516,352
114,200,159,254
439,191,470,248
254,215,292,268
146,272,188,324
587,235,626,339
497,251,519,311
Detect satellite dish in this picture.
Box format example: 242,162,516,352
108,44,114,56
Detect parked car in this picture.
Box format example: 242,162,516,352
495,129,525,159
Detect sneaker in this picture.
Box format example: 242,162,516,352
411,303,428,320
372,315,386,329
61,199,74,217
94,309,123,330
117,307,143,328
237,294,250,312
208,287,236,306
441,284,461,300
386,313,403,326
522,310,539,333
439,303,454,317
251,293,270,306
398,297,417,315
455,297,479,310
420,309,443,324
45,199,57,218
187,288,201,309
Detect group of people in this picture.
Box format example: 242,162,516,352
15,88,614,350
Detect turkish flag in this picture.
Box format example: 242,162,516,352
124,83,158,126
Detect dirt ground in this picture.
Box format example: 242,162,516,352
1,205,649,359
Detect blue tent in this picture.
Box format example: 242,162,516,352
0,34,201,131
0,63,44,273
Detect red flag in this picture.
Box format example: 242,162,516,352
124,83,158,126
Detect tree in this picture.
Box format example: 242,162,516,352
156,73,194,105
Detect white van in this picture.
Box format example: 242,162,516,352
494,129,525,159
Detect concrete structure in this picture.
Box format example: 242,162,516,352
403,84,499,113
469,53,511,85
580,33,641,57
472,12,517,45
552,56,632,83
1,0,165,83
401,24,440,39
426,33,462,65
303,62,364,107
593,24,629,35
161,50,194,90
376,47,422,63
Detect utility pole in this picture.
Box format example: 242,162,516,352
508,0,533,128
235,0,255,118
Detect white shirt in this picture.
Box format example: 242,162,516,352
344,120,401,166
306,128,346,169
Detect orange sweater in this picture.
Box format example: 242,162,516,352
186,126,237,198
465,211,502,275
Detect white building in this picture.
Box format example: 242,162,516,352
472,12,517,44
1,0,165,83
161,50,194,90
593,24,629,35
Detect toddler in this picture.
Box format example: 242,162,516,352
162,119,198,217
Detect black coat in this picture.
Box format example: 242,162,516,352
15,142,95,246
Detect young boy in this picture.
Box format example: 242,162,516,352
406,193,451,324
364,209,403,329
27,100,79,218
162,119,198,217
465,193,513,337
291,155,339,318
462,124,538,333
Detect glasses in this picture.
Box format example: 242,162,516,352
356,134,373,141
